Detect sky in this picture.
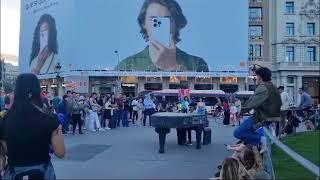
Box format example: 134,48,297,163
0,0,20,65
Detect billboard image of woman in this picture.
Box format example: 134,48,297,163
29,14,58,75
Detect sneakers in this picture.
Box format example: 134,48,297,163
105,127,111,130
98,128,105,131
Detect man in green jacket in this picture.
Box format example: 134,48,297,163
234,67,281,145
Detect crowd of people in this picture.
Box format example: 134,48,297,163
0,67,318,179
214,67,319,180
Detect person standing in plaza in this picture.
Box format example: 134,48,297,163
103,97,113,130
128,94,134,121
71,92,84,135
115,93,124,127
89,93,104,131
143,94,155,126
122,94,130,127
278,86,291,135
196,98,206,115
0,73,65,179
136,98,145,125
233,67,281,145
52,91,60,113
230,103,238,127
58,95,69,134
223,101,230,126
235,98,242,125
298,88,313,120
181,96,190,113
159,96,168,112
131,98,139,124
65,91,73,133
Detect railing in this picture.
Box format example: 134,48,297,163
263,127,320,179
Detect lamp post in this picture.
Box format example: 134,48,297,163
54,62,62,96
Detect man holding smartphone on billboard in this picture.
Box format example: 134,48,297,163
115,0,209,72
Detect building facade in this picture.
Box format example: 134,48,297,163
249,0,271,68
4,63,19,82
270,0,320,104
39,70,249,97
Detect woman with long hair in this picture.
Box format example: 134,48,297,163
30,14,59,75
219,158,251,180
0,73,65,179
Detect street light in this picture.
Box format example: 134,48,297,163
54,62,62,96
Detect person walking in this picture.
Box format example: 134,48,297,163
143,94,155,126
0,73,65,179
234,67,281,146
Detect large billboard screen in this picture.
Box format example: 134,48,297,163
19,0,248,75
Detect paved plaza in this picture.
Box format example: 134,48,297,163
52,118,237,179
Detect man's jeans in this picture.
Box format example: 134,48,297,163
233,117,262,145
116,109,129,127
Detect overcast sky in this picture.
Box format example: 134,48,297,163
1,0,20,58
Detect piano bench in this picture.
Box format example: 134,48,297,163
203,127,212,145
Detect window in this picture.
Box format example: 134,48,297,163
286,23,295,36
249,44,262,57
286,46,295,62
307,23,315,36
249,25,262,37
249,8,262,21
285,2,294,14
307,47,316,62
287,77,294,84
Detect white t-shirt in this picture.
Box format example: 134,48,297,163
281,92,291,111
131,100,138,111
230,106,237,115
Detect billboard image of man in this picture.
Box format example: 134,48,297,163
29,14,59,75
115,0,209,72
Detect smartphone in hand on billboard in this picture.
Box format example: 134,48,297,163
151,17,170,48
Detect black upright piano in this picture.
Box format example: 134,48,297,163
151,112,209,153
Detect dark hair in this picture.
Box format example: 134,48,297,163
30,14,58,65
255,67,271,82
62,95,68,100
66,90,72,94
137,0,187,42
242,148,256,170
278,86,284,90
6,74,43,119
299,87,304,91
